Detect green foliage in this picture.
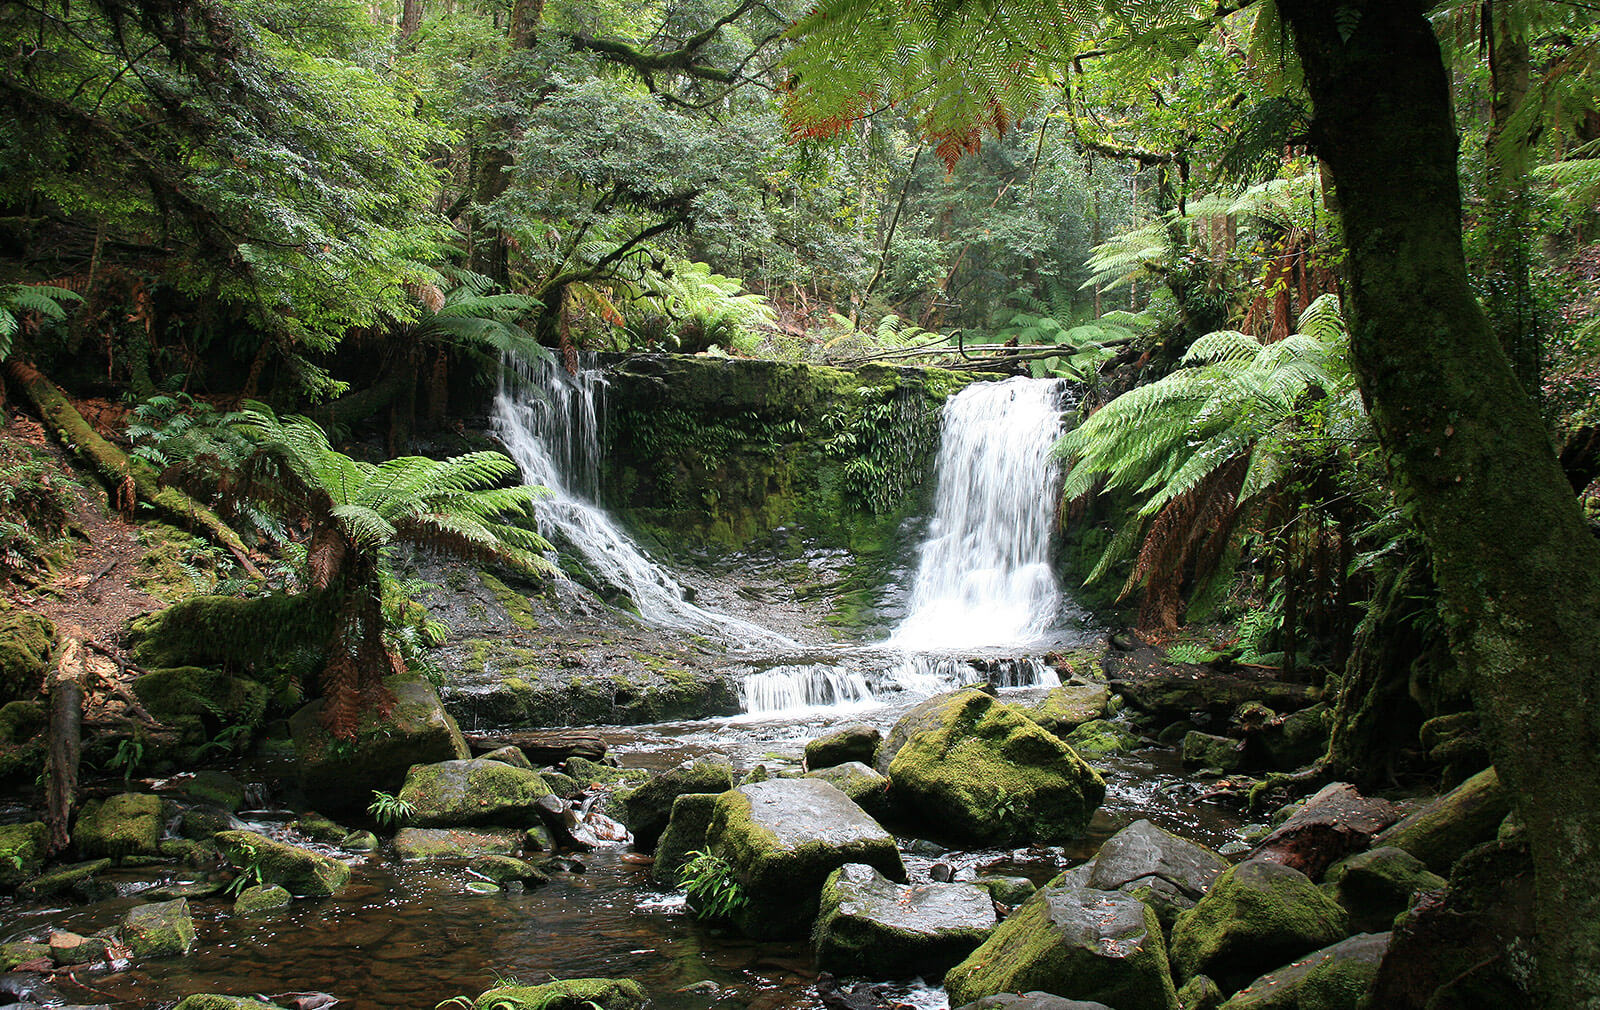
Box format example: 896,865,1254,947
367,790,415,827
223,840,267,897
0,285,83,360
823,384,940,514
106,737,146,780
679,850,748,921
0,441,83,585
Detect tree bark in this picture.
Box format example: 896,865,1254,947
45,635,86,856
1279,4,1600,1005
1483,2,1539,395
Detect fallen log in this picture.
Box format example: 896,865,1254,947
3,359,261,577
45,634,88,855
464,730,607,765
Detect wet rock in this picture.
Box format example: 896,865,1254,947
1110,675,1319,723
344,830,380,851
929,862,955,883
18,858,112,900
469,854,550,887
0,608,53,704
704,777,905,940
803,761,891,818
290,811,351,845
617,756,735,850
539,856,586,874
75,792,162,859
972,874,1036,905
1,941,50,971
174,997,283,1010
1257,703,1331,770
233,883,293,915
469,977,647,1010
1063,718,1139,759
1087,819,1230,927
48,931,110,965
0,820,46,888
398,757,554,827
1372,767,1510,875
179,804,244,839
1219,932,1390,1008
813,862,996,977
563,757,650,788
653,792,719,885
1248,782,1398,880
1182,732,1245,773
1175,975,1224,1010
393,826,522,862
816,972,899,1010
120,897,197,957
291,674,470,812
481,744,535,769
1322,846,1445,933
906,838,947,857
806,724,882,771
954,996,1117,1010
885,689,1105,846
944,886,1179,1010
215,830,350,896
132,666,268,747
180,770,247,811
1169,859,1350,995
1026,683,1112,736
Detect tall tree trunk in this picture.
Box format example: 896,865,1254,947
1483,2,1540,396
1280,4,1600,1005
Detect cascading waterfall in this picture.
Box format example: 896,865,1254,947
492,355,790,649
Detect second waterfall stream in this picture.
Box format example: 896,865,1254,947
492,358,1094,718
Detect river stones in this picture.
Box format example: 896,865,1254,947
0,821,46,888
803,762,891,818
215,830,350,896
1257,702,1332,770
616,756,735,850
806,724,882,770
1182,731,1246,773
393,827,523,861
885,689,1105,845
75,792,163,859
1087,819,1230,926
972,874,1036,906
1169,859,1350,995
180,770,247,811
1323,846,1445,932
120,897,197,957
233,884,292,915
397,758,554,827
468,855,550,888
1248,782,1398,879
944,886,1179,1010
17,858,111,900
653,792,720,885
291,674,470,812
1062,718,1140,760
174,997,283,1010
955,996,1117,1010
1026,683,1112,736
704,778,905,940
813,862,997,977
469,977,647,1010
1372,767,1510,874
1219,932,1391,1008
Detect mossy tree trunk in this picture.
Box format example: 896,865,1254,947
1280,4,1600,1005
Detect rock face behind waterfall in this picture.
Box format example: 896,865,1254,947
884,689,1105,845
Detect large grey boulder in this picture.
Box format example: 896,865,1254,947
803,762,891,818
944,886,1179,1010
397,758,553,827
1219,932,1391,1008
1087,819,1230,926
653,793,720,885
705,778,905,940
813,863,996,977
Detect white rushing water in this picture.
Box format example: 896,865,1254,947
491,355,791,649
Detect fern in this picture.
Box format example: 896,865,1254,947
0,284,83,359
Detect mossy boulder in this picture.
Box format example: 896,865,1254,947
291,674,470,812
215,829,350,896
120,897,197,957
180,770,247,811
653,792,720,885
470,978,647,1010
806,724,882,770
813,862,996,977
1219,932,1390,1009
233,883,292,915
174,997,283,1010
1086,819,1230,927
0,698,46,742
1176,975,1225,1010
481,745,535,769
1372,767,1510,875
468,854,550,887
953,996,1116,1010
1063,718,1140,760
398,758,554,827
128,592,332,687
393,826,524,861
180,805,244,839
972,875,1037,906
75,792,163,859
1182,731,1245,773
943,886,1179,1010
289,811,350,845
704,778,906,940
1027,683,1112,736
1258,703,1331,770
0,820,46,888
1,940,50,971
804,761,891,818
1170,859,1350,995
886,689,1105,845
49,930,111,964
1323,847,1445,933
0,608,53,704
617,756,735,850
132,667,268,745
1110,675,1319,723
18,858,112,900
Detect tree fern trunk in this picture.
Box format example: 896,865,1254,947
1282,3,1600,1004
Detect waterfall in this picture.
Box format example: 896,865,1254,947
889,376,1070,650
491,355,790,648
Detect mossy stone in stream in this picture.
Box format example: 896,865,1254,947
653,792,720,885
0,820,46,887
468,855,550,887
1177,975,1225,1010
803,762,891,819
1218,932,1390,1009
1182,731,1246,773
1,941,50,971
1026,684,1112,736
181,770,247,811
174,997,283,1010
886,689,1105,845
132,667,268,745
233,884,292,915
1062,718,1139,760
0,608,53,704
1169,859,1349,995
120,897,197,957
75,792,162,859
616,756,735,850
470,978,647,1010
398,758,554,827
943,886,1179,1010
18,858,112,899
805,724,882,770
393,826,524,861
215,830,350,896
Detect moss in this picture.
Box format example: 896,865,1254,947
398,758,554,827
174,997,284,1010
215,829,350,896
133,667,268,745
471,978,647,1010
120,897,197,957
75,792,163,859
803,762,891,818
1323,846,1446,933
0,608,53,705
393,826,523,861
1177,974,1225,1010
1182,731,1246,773
129,592,334,690
805,724,881,770
654,792,719,885
1,941,50,971
18,858,111,899
1372,767,1510,875
1063,718,1140,760
479,571,539,630
812,864,996,977
1027,683,1111,736
233,884,293,915
134,524,215,603
0,699,46,743
0,820,46,887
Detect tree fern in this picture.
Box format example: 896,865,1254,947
0,284,83,359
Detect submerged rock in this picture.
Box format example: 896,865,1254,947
120,897,197,957
75,792,163,859
813,862,996,977
653,792,720,885
174,997,283,1010
48,930,111,965
886,689,1105,845
705,778,905,940
469,977,647,1010
0,821,46,888
215,830,350,897
803,762,891,818
1372,767,1509,875
617,756,735,850
1219,932,1390,1008
806,724,882,771
18,858,112,900
398,758,554,827
393,826,523,862
1169,859,1350,995
954,997,1116,1010
1087,819,1230,926
469,855,550,887
1182,731,1245,773
944,886,1179,1010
